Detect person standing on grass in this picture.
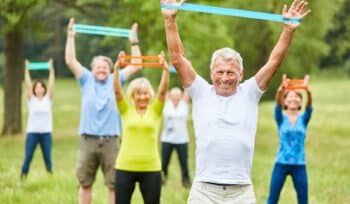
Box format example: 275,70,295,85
113,51,169,204
161,0,311,203
161,87,191,187
266,74,313,204
21,59,55,178
65,17,142,204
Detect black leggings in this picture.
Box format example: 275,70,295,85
161,142,190,183
115,170,161,204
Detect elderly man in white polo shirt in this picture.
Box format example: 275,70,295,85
161,0,310,203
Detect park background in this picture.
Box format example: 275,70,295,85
1,0,349,203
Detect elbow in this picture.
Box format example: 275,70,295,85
170,51,185,65
171,57,185,69
65,57,72,66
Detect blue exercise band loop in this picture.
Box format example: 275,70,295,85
161,3,302,23
169,66,177,73
28,62,50,70
74,24,132,38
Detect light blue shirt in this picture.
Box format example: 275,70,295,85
274,104,313,165
78,68,126,136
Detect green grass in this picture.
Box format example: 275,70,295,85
0,77,349,203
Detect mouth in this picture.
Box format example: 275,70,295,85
218,82,231,89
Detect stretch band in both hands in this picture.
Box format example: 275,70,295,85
28,62,50,70
121,55,164,67
284,79,308,90
161,3,302,23
74,24,131,38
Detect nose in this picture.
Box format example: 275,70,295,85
221,73,229,81
140,93,147,99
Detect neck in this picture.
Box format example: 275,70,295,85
36,95,44,99
286,109,298,116
136,107,147,115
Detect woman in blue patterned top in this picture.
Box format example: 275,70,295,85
266,74,313,204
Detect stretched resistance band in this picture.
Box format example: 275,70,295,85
121,55,164,67
169,66,177,73
28,62,50,70
74,24,131,38
161,3,302,23
284,79,308,90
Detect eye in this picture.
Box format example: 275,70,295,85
227,71,234,76
216,71,224,75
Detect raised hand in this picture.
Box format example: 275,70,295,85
160,0,186,18
115,51,126,70
282,0,311,30
303,74,310,89
48,58,54,70
67,18,75,37
159,51,169,72
278,74,288,91
25,59,30,69
129,23,139,44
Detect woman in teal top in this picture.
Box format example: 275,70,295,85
113,51,169,204
267,75,313,204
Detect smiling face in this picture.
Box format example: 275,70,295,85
169,88,182,107
211,57,243,96
33,81,47,98
132,85,152,110
91,57,111,81
283,90,302,111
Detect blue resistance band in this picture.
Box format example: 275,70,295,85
161,3,302,23
74,24,131,38
169,66,177,73
28,62,50,70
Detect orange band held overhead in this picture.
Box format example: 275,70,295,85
284,79,308,90
123,55,160,60
120,62,164,67
121,55,163,67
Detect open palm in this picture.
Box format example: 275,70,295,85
282,0,311,29
160,0,186,17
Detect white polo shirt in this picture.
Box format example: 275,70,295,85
161,99,189,144
186,75,263,184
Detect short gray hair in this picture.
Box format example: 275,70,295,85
210,48,243,71
90,55,113,69
127,77,154,102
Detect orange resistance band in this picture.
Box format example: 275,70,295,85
284,79,308,90
120,55,163,67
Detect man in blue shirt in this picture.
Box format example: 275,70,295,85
65,18,142,204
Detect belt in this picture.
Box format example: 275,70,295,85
204,182,236,187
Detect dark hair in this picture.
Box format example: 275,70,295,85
32,80,47,96
283,90,302,110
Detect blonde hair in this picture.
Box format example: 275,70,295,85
127,77,154,102
169,87,182,97
90,55,113,69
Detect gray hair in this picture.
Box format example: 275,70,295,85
210,48,243,72
90,55,113,69
127,77,154,102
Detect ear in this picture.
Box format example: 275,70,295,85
239,70,244,81
210,70,214,81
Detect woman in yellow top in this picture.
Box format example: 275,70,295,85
113,51,169,204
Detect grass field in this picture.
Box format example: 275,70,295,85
0,76,349,204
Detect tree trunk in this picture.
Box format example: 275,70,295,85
1,26,24,136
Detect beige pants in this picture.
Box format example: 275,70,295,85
188,182,257,204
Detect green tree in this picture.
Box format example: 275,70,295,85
321,0,350,74
0,0,115,136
